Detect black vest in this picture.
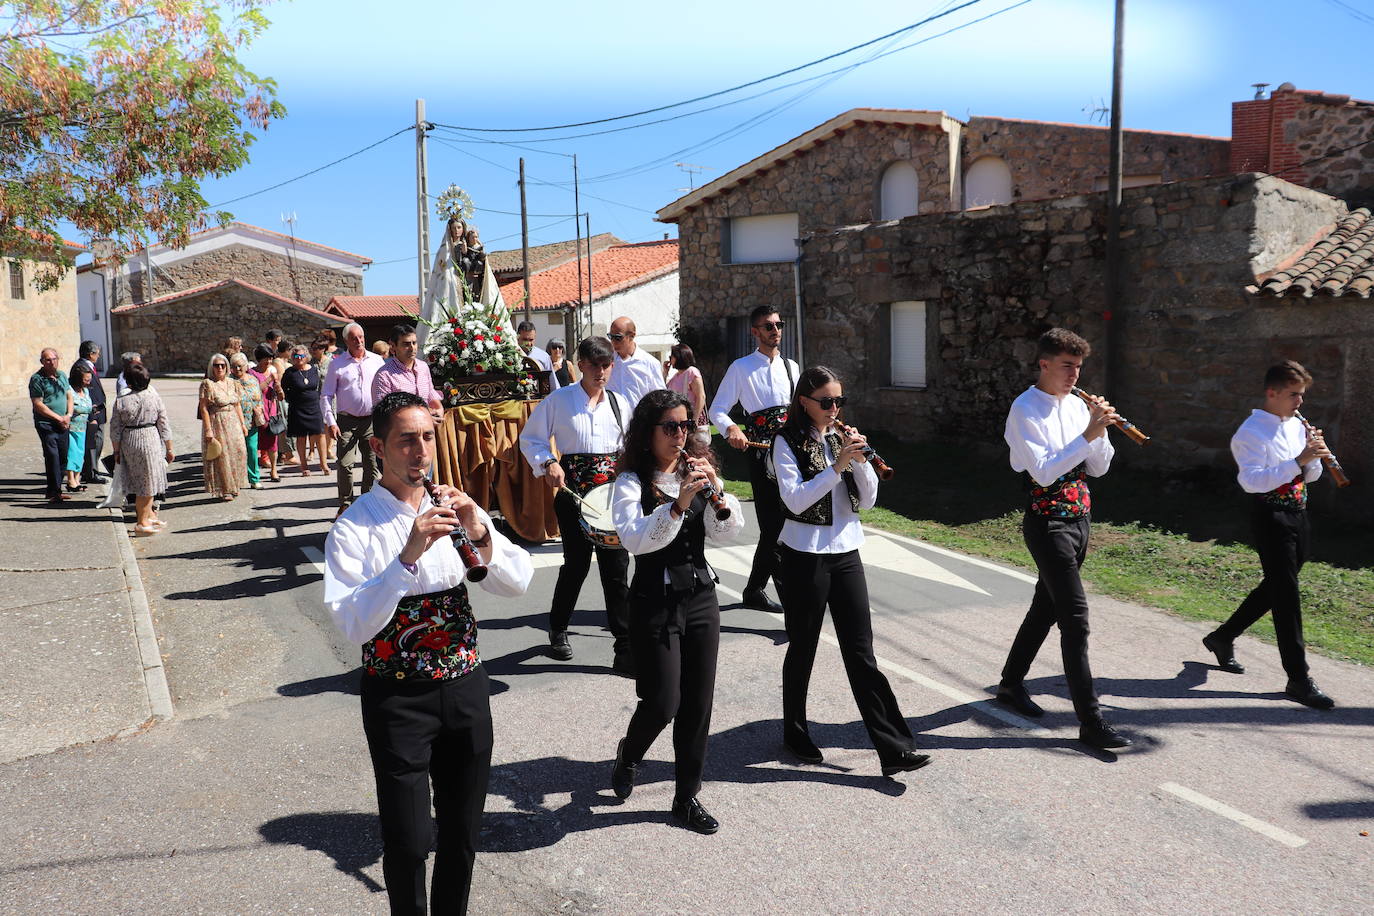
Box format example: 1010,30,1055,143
630,478,714,595
776,426,860,526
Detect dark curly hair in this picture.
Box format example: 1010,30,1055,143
616,389,717,486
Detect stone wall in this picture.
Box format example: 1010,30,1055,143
963,117,1231,203
123,243,362,311
1,257,79,398
114,286,335,374
786,173,1374,517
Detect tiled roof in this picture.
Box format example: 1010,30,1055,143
110,278,339,320
497,240,678,312
327,294,421,320
489,233,624,275
75,222,370,270
1253,209,1374,298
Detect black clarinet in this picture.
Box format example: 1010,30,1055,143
680,448,732,520
420,478,489,582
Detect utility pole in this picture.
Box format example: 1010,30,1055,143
1103,0,1125,397
415,99,431,305
573,153,583,341
519,157,532,323
585,213,595,334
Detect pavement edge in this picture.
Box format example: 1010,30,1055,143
108,507,175,722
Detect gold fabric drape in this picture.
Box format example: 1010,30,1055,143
434,400,559,543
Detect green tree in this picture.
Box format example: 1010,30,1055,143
1,0,285,287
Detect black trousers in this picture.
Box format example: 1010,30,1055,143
1213,503,1311,680
779,546,914,763
550,489,630,648
622,585,721,799
335,413,376,507
745,446,784,594
360,666,493,916
1001,512,1100,722
81,418,105,481
34,417,69,499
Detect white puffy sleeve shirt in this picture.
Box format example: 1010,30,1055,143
518,384,630,477
1231,409,1322,493
324,485,533,645
773,431,878,554
707,351,799,434
611,469,744,557
1004,386,1113,486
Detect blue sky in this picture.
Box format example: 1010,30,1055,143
176,0,1374,295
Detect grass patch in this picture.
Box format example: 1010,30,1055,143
718,433,1374,667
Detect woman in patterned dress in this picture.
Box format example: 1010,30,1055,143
230,352,265,489
199,353,249,500
110,364,173,535
64,364,94,493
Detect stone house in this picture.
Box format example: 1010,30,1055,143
78,222,369,372
1,240,85,397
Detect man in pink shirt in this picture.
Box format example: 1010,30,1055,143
323,322,386,513
371,323,445,421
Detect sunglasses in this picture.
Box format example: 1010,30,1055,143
292,352,309,358
607,333,629,341
657,420,696,435
754,320,786,331
803,395,847,410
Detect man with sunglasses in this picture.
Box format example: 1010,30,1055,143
605,317,664,409
707,306,799,614
519,336,635,673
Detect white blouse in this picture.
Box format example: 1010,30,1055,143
611,470,744,561
324,484,533,645
707,349,800,433
518,383,631,476
1004,385,1113,486
1231,409,1322,494
773,431,878,554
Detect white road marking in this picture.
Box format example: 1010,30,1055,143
861,533,991,596
866,526,1039,585
1159,782,1308,848
301,545,326,575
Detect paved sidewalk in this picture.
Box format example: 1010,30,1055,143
0,389,174,764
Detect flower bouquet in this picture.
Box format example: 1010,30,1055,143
421,282,549,405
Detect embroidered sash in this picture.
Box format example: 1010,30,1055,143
561,452,618,495
362,585,479,681
1262,473,1308,510
1027,463,1091,519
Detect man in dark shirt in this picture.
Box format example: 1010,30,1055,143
29,348,73,503
73,340,108,483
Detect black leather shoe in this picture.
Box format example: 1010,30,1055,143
880,750,932,777
1285,678,1335,709
611,739,637,799
1202,633,1244,673
995,683,1045,717
671,796,719,835
741,588,783,614
1079,718,1132,750
783,733,824,764
612,651,637,678
548,630,573,661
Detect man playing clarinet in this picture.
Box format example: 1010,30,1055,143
519,336,635,673
1199,360,1336,709
996,328,1131,750
708,305,800,614
324,391,533,916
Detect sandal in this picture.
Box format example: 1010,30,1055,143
133,524,158,536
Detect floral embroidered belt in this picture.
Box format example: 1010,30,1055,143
560,452,617,496
745,405,789,444
362,584,478,682
1261,473,1308,511
1026,463,1091,519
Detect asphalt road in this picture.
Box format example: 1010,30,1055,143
1,379,1370,914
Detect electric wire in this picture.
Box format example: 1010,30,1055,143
209,126,411,208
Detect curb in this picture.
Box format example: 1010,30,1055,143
108,507,175,722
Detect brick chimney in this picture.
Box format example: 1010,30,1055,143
1229,82,1306,180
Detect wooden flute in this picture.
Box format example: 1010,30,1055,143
1294,411,1352,488
1070,386,1150,445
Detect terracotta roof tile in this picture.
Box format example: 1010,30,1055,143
1254,209,1374,299
488,233,624,275
110,278,339,320
497,240,678,312
327,294,421,319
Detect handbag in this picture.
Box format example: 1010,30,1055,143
204,437,223,461
267,410,287,436
251,405,267,429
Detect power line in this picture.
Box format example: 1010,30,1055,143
430,0,985,134
1321,0,1374,26
209,126,411,208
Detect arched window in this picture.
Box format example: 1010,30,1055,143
879,161,919,220
963,156,1013,208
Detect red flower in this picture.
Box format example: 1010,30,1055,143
476,364,485,372
592,472,609,484
475,333,484,341
427,352,437,362
754,416,766,426
448,318,459,327
417,631,451,650
421,599,433,610
459,341,468,350
448,353,458,362
366,666,377,676
396,613,409,625
494,334,502,343
373,640,396,661
456,328,465,337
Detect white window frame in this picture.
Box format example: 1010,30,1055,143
724,213,799,264
879,161,920,220
889,300,927,388
963,156,1013,209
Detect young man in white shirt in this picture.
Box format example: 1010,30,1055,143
1200,360,1336,709
996,328,1131,751
707,305,800,614
324,391,533,916
605,316,664,409
519,336,635,673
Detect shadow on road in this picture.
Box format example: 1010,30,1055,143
277,668,363,697
259,811,384,894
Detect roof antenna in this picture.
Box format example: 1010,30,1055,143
675,162,710,193
1252,82,1270,100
